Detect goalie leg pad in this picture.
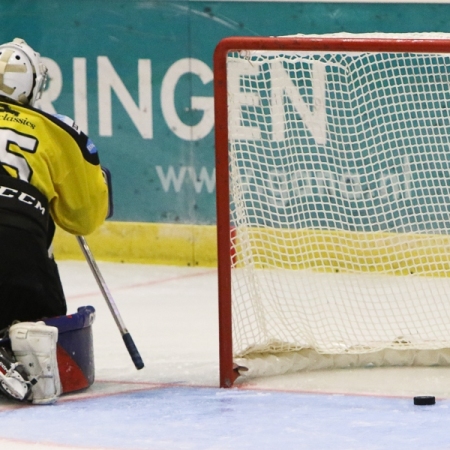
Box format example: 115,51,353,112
9,322,61,405
44,305,96,393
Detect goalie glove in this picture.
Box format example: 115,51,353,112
0,347,32,402
9,322,61,405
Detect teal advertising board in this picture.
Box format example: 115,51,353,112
4,1,450,225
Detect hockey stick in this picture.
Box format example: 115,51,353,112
76,236,144,370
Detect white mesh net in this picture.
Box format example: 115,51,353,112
225,33,450,378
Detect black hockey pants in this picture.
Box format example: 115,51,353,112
0,224,67,331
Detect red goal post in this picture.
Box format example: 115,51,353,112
214,34,450,388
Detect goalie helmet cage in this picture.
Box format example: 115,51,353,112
214,33,450,388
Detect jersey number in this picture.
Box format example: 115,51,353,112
0,128,37,182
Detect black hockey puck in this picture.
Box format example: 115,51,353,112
413,396,435,405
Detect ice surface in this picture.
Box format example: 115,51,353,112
1,260,449,449
1,388,450,450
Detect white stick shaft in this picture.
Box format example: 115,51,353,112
76,236,128,334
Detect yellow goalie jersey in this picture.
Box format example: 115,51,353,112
0,100,108,236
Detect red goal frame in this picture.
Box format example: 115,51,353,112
213,35,450,388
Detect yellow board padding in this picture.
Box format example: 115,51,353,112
53,222,450,275
52,221,217,267
233,227,450,276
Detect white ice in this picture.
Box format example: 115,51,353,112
1,260,450,449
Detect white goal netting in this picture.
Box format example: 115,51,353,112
225,33,450,377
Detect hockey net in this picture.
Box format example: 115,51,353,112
214,33,450,387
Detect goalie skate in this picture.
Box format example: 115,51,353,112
0,347,32,402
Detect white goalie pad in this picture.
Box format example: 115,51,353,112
9,321,61,405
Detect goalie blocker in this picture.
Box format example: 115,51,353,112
0,306,95,404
